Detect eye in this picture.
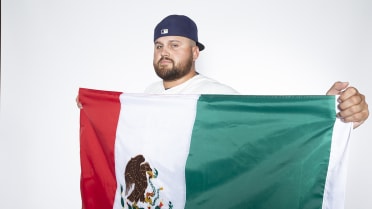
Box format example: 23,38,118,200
155,44,163,49
171,44,179,48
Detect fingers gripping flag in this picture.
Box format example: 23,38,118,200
79,88,352,209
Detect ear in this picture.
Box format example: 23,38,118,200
192,46,200,61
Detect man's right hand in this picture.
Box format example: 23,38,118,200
76,96,83,109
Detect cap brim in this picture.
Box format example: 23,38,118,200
197,42,205,51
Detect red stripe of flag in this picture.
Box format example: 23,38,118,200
79,88,122,209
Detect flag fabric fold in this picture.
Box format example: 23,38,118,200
79,88,352,209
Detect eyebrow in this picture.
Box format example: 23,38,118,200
169,40,182,43
154,41,163,45
155,40,182,45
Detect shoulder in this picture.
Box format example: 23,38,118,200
185,74,239,94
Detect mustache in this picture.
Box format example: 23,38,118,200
158,57,173,64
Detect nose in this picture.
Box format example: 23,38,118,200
160,47,170,57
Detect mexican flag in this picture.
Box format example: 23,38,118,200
79,88,352,209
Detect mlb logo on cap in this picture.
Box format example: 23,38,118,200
161,29,168,34
154,14,205,51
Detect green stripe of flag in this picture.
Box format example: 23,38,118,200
185,95,336,209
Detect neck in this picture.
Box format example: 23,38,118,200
163,70,197,89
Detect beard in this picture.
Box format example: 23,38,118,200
153,55,193,81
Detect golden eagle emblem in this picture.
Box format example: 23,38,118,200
124,154,153,203
121,154,173,209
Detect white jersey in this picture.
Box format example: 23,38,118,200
144,74,239,94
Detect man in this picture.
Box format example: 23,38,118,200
78,14,369,128
145,15,238,95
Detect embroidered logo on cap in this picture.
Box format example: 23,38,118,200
160,29,168,34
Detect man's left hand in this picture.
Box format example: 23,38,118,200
327,81,369,129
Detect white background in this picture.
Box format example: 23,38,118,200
1,0,371,208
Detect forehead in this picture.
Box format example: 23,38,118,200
154,36,191,44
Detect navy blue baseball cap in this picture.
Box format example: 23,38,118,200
154,15,205,51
